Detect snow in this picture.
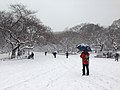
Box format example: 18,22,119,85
0,52,120,90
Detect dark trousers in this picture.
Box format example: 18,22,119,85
83,64,89,75
115,57,118,61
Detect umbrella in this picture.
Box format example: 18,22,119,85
76,44,92,52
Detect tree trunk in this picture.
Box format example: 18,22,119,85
11,44,20,59
100,44,104,51
11,49,16,59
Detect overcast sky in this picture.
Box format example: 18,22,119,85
0,0,120,31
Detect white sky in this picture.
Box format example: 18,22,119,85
0,0,120,31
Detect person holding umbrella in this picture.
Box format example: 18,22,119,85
80,50,90,76
77,44,91,76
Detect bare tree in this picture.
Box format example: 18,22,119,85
0,4,53,58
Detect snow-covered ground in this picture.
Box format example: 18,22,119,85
0,52,120,90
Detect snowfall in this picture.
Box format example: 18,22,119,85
0,52,120,90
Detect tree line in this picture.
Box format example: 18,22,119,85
0,4,54,58
0,4,120,58
54,21,120,52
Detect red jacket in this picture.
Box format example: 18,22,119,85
80,51,89,64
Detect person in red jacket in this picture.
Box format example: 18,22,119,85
80,51,89,76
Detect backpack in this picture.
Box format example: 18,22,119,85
84,54,89,61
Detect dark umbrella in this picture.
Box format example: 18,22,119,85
76,44,92,52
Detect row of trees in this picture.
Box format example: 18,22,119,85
53,20,120,52
0,4,54,58
0,4,120,58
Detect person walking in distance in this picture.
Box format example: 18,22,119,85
80,51,90,76
52,52,57,58
45,52,47,56
115,53,119,62
66,51,69,58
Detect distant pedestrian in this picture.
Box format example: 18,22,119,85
80,51,90,76
66,51,69,58
52,52,57,58
28,52,34,59
45,52,47,56
115,53,119,62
